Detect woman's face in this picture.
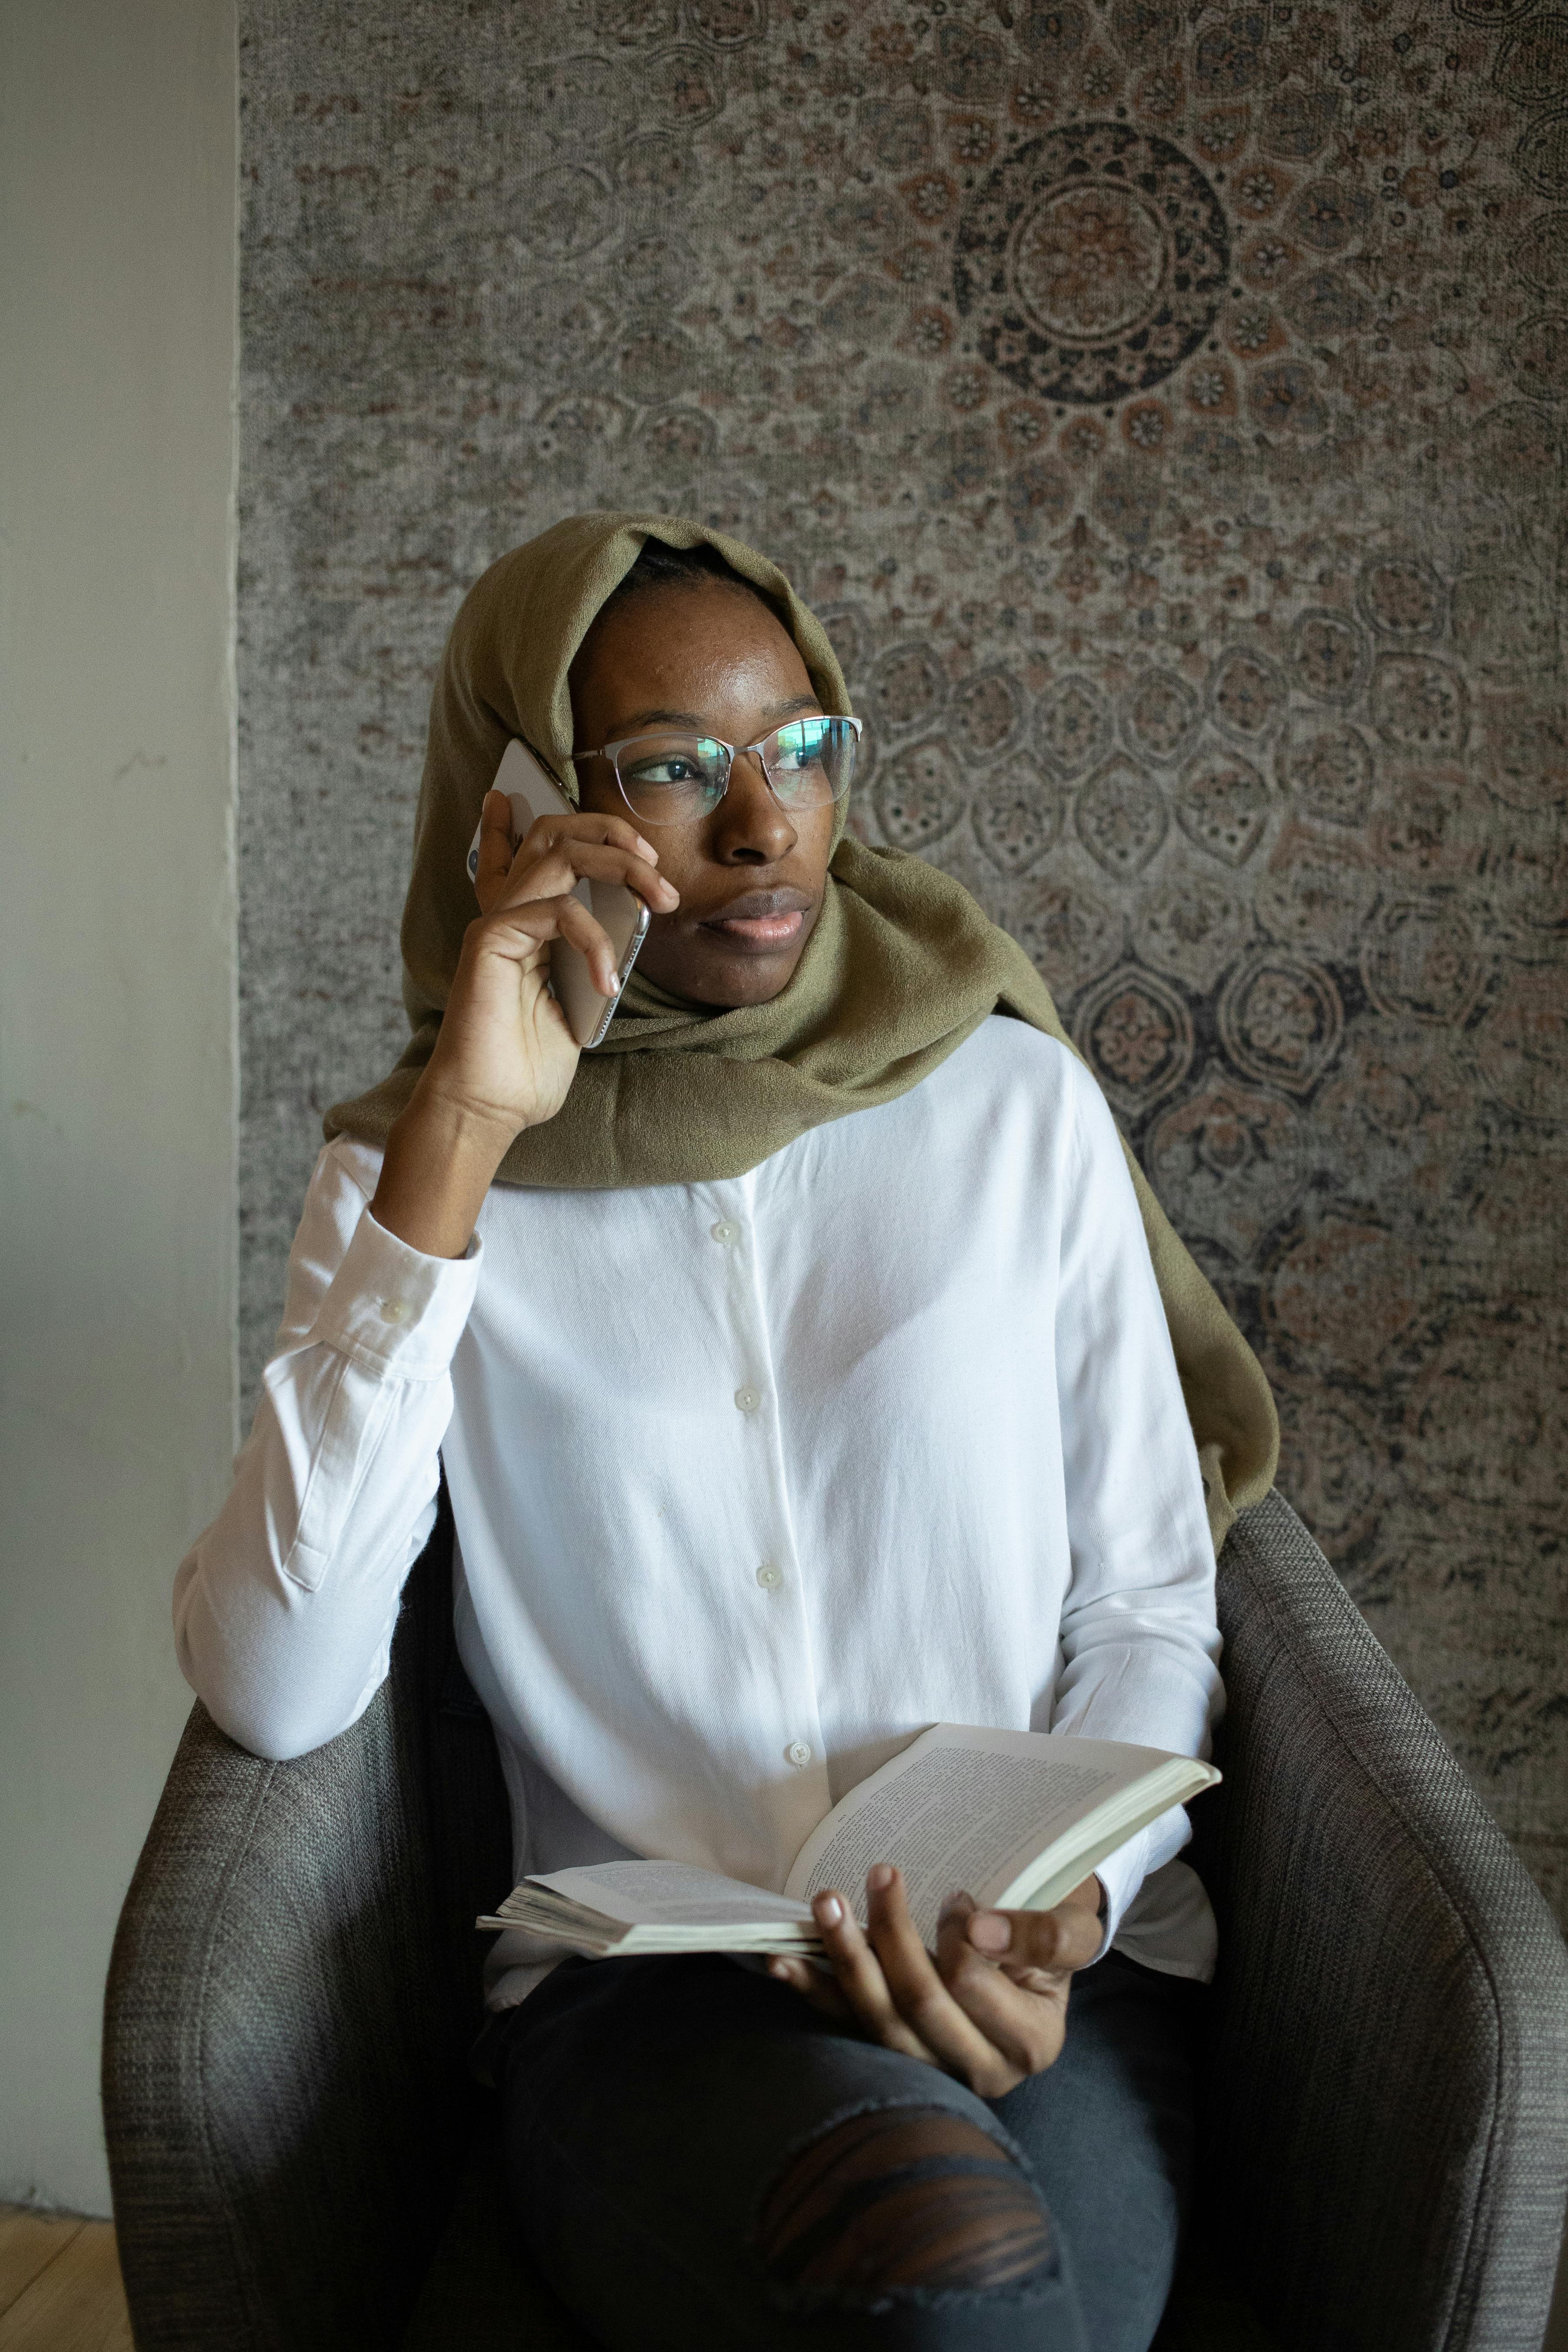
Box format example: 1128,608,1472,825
570,581,839,1009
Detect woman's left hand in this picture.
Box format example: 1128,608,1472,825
768,1865,1105,2099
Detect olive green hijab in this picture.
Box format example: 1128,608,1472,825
327,510,1276,1540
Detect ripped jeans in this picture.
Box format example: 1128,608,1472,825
493,1947,1201,2351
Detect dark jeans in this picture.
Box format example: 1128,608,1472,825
493,1948,1202,2351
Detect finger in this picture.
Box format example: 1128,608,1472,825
863,1869,1014,2094
935,1896,1065,2079
809,1890,936,2066
498,836,679,915
766,1955,853,2022
475,895,621,999
546,894,625,997
965,1896,1105,1979
514,809,660,872
474,791,517,906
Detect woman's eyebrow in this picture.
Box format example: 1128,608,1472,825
608,692,824,736
611,706,706,731
761,693,825,725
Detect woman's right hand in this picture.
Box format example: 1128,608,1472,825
419,790,676,1139
369,791,677,1257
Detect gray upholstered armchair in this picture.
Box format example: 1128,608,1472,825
103,1489,1568,2350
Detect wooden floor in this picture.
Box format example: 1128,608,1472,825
0,2209,131,2352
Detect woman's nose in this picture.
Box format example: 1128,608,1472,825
713,748,799,861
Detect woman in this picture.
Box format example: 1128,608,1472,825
176,512,1276,2351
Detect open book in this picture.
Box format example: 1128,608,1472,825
478,1725,1218,1959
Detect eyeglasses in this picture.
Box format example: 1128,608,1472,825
578,714,862,828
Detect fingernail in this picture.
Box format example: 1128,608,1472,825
867,1864,894,1893
939,1889,974,1924
968,1911,1011,1956
636,836,657,860
815,1894,843,1927
768,1959,790,1979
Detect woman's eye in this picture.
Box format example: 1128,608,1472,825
776,724,827,772
629,756,699,786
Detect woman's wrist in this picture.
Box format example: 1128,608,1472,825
370,1089,518,1259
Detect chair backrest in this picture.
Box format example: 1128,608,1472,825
1198,1493,1568,2352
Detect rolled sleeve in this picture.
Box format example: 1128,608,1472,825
309,1206,483,1379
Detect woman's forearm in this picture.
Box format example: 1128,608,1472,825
370,1089,516,1259
173,1364,446,1759
174,1140,477,1759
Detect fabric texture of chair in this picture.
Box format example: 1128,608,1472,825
1187,1495,1568,2351
103,1488,1568,2351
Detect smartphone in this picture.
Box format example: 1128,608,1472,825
466,738,652,1051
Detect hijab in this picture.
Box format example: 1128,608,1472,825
327,510,1277,1542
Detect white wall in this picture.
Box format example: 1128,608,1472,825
0,0,237,2215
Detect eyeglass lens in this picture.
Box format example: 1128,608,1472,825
611,717,859,826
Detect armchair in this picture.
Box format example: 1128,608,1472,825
103,1489,1568,2349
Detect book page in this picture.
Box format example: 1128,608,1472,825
525,1858,814,1931
784,1725,1175,1948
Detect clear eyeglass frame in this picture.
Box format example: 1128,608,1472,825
578,714,863,828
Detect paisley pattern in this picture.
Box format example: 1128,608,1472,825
240,0,1568,1920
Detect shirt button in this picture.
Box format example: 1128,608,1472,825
756,1561,782,1590
711,1219,740,1245
734,1384,762,1414
786,1741,813,1770
379,1298,412,1325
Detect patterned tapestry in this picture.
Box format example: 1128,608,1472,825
239,0,1568,1918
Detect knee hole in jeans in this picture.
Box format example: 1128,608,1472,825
753,2105,1057,2306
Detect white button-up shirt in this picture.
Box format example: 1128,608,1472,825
175,1019,1224,2002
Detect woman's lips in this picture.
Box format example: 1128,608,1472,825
700,892,812,950
708,909,805,946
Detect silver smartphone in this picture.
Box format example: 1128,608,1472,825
466,738,652,1051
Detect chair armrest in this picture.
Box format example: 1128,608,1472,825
103,1519,469,2351
1204,1491,1568,2352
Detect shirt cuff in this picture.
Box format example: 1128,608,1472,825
307,1204,482,1377
1086,1827,1151,1962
